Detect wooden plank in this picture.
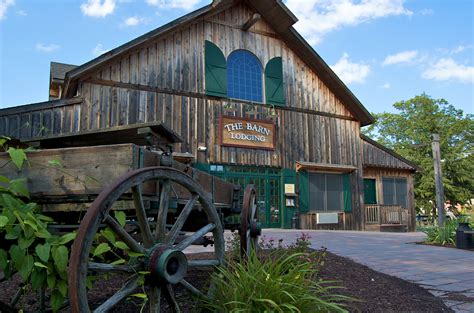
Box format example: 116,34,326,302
0,144,158,199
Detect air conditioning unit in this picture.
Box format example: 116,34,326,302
316,213,339,224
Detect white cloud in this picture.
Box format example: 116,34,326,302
451,45,471,55
422,58,474,84
331,53,370,84
420,8,433,16
81,0,116,18
285,0,412,45
16,10,26,16
146,0,201,10
381,82,391,89
92,43,109,56
36,43,60,53
121,16,146,27
0,0,15,20
382,50,418,66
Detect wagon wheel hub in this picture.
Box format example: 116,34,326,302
146,244,188,284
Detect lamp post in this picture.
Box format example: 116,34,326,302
431,134,445,227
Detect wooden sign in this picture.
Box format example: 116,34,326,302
219,116,275,150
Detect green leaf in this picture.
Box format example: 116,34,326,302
18,236,35,249
127,251,144,257
30,267,46,290
0,175,10,184
50,290,64,313
110,259,126,265
130,293,148,299
0,249,7,270
18,254,34,281
52,246,68,273
10,245,24,269
114,211,126,227
47,274,56,289
34,262,49,269
7,147,27,170
93,242,111,257
114,241,129,250
9,178,30,198
36,243,51,263
34,228,52,239
57,279,68,297
58,232,76,245
0,215,8,227
101,228,116,244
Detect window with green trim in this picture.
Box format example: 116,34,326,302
382,177,407,208
309,173,343,212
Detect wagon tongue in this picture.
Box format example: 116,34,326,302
145,244,188,284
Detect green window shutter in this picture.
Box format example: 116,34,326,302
205,41,227,97
298,171,309,213
265,57,285,106
363,179,377,204
343,174,352,213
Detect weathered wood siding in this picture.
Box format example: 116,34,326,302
363,167,416,231
0,98,83,139
362,138,416,170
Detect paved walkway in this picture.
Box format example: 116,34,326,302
263,229,474,313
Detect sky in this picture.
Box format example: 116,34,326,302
0,0,473,117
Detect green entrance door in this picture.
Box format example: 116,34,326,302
364,178,377,204
207,165,282,228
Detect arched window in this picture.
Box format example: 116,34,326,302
227,50,263,102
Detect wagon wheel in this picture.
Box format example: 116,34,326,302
68,167,225,312
239,185,262,258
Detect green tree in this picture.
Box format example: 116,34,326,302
363,93,474,211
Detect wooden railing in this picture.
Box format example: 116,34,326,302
365,204,408,225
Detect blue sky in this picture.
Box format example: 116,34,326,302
0,0,473,117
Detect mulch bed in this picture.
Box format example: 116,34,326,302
0,251,452,312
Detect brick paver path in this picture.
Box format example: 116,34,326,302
263,229,474,313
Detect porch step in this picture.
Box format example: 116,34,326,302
380,224,408,233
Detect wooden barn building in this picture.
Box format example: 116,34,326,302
0,0,418,231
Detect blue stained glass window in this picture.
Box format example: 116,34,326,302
227,50,263,102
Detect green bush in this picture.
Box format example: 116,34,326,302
0,138,75,312
423,219,458,245
201,250,349,312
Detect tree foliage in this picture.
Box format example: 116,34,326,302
363,93,474,211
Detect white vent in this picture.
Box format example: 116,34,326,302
316,213,338,224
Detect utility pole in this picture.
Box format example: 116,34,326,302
431,134,445,227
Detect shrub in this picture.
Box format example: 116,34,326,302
201,250,349,313
423,219,458,245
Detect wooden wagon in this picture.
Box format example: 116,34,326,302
0,122,261,312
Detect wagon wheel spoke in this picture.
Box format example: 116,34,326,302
148,286,161,313
93,275,139,313
104,214,145,254
88,262,139,273
165,194,199,245
179,279,209,300
132,184,154,248
155,179,171,241
187,259,221,267
163,284,180,313
175,223,215,250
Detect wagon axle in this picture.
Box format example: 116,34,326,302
146,244,188,285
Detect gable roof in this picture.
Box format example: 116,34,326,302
50,62,77,83
62,0,375,126
361,135,419,172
